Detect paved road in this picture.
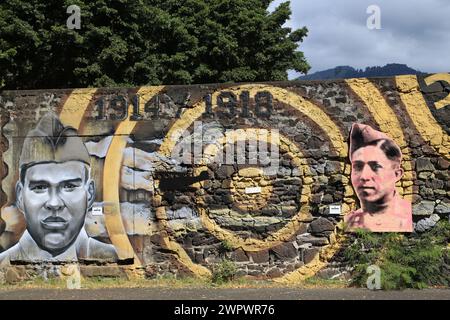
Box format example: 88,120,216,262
0,287,448,300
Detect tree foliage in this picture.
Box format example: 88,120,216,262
0,0,309,89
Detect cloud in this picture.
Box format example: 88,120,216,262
269,0,450,78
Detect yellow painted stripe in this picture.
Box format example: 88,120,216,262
424,73,450,110
102,126,136,261
346,78,407,148
396,75,449,160
274,236,342,283
58,88,143,262
154,199,212,277
98,86,209,275
346,78,413,200
163,236,212,278
59,88,97,128
59,87,144,263
103,86,164,265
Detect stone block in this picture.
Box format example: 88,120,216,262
437,158,449,170
80,265,128,278
194,252,205,264
418,171,432,179
303,247,319,264
413,200,435,216
297,233,329,246
309,217,335,234
435,202,450,214
270,243,299,260
144,265,158,278
216,165,235,179
414,214,440,233
425,179,444,190
266,267,283,278
239,167,262,178
248,250,269,263
416,158,434,172
5,267,22,284
325,161,342,175
232,249,249,262
322,194,334,204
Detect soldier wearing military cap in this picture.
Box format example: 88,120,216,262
0,113,118,263
344,123,413,232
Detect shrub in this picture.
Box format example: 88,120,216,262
342,220,450,290
211,259,238,284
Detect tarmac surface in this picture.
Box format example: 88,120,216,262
0,287,449,300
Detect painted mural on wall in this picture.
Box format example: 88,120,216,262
0,73,448,280
0,113,117,263
345,123,412,232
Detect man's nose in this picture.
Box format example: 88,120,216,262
44,189,64,211
359,165,373,181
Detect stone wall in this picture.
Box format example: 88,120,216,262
0,74,449,282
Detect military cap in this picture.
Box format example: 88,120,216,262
19,113,91,170
349,123,402,161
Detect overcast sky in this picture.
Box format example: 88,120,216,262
269,0,450,79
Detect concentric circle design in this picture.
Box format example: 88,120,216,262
155,84,350,276
194,130,312,251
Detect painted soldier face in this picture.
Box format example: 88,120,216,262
351,145,403,204
16,161,95,256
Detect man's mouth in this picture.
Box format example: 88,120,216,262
358,186,377,196
41,216,68,230
358,186,376,191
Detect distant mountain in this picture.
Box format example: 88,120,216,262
297,63,426,80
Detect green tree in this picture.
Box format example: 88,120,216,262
0,0,309,89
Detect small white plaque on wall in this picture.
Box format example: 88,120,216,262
245,186,262,194
92,206,103,216
329,205,341,215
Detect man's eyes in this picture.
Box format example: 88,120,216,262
62,183,79,191
369,163,383,171
29,183,80,192
30,185,48,192
352,162,383,172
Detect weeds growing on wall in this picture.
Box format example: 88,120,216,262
220,240,234,252
343,220,450,290
211,259,238,284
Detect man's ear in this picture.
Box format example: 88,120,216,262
86,180,96,210
15,181,25,212
394,166,404,182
